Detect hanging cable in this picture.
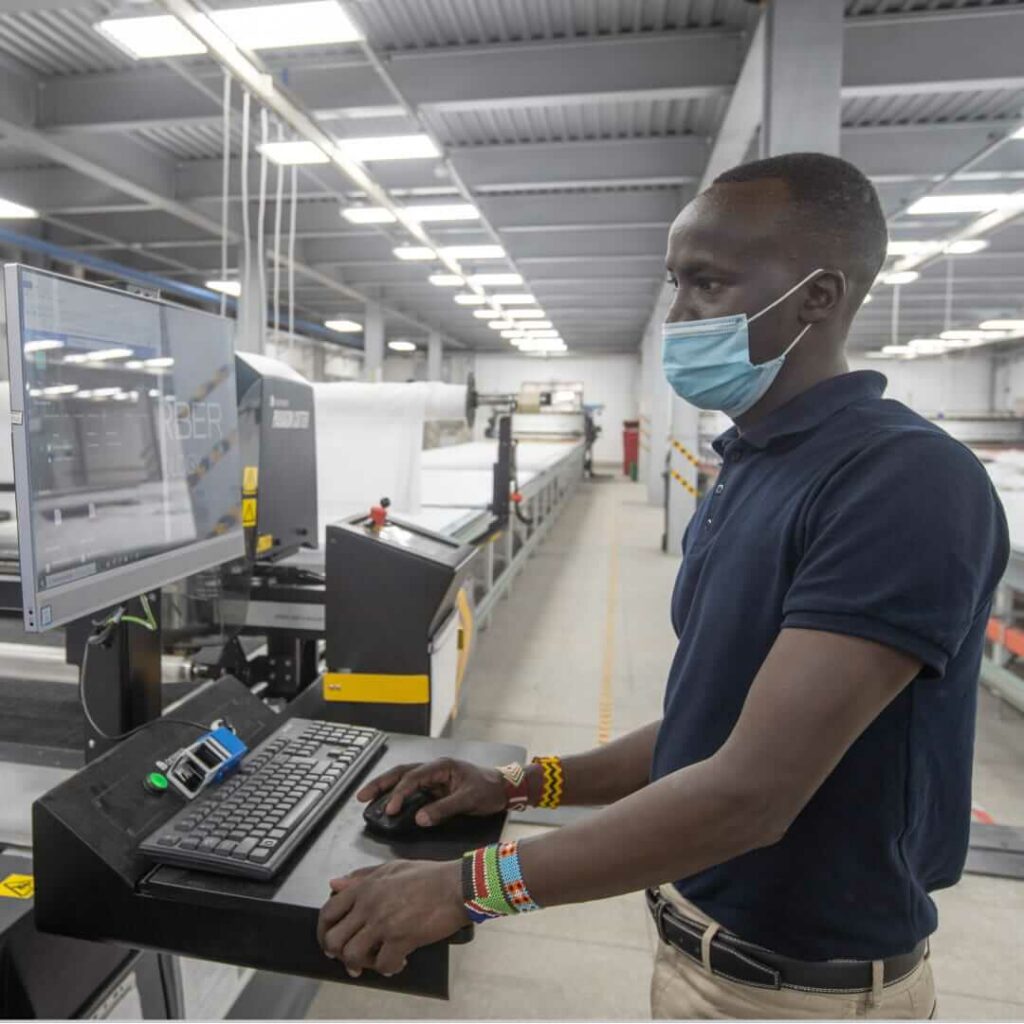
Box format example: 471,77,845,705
272,122,284,342
257,107,270,350
240,89,252,321
220,70,231,317
944,256,955,335
288,164,297,355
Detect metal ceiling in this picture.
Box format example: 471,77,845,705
0,0,1021,355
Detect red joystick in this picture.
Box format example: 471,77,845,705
370,496,391,527
510,491,523,505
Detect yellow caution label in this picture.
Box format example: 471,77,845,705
256,533,273,554
0,874,34,899
323,673,429,704
242,498,257,527
242,465,259,494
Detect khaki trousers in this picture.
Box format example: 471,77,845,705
650,886,937,1021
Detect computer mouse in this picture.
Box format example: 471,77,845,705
363,787,434,837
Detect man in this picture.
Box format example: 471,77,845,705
317,153,1009,1020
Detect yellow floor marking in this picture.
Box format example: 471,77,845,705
598,504,619,745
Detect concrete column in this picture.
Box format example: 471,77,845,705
310,342,326,382
666,395,700,554
645,287,674,508
427,330,443,381
362,300,384,382
762,0,844,158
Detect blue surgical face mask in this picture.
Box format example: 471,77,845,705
661,268,824,418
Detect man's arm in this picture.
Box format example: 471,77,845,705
318,628,921,972
524,720,661,807
521,628,919,905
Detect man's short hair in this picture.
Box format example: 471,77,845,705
712,152,888,288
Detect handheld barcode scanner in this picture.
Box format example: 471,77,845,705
160,726,248,800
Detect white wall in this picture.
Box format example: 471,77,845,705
993,351,1024,416
471,352,641,465
849,353,993,416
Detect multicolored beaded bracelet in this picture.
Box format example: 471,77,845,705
461,841,540,924
531,755,565,809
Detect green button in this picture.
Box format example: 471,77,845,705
145,772,168,792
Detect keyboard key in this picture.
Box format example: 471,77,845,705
231,837,259,859
216,840,237,855
179,837,200,850
199,837,221,852
258,838,279,849
249,847,272,863
228,831,247,841
269,829,286,839
157,835,179,847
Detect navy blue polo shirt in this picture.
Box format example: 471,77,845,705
651,370,1009,961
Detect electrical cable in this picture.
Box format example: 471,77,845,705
272,121,284,340
257,106,269,341
220,70,231,317
240,89,252,316
288,164,297,353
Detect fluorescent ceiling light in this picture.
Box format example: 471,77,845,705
23,339,64,353
488,320,516,330
96,14,206,59
941,329,1002,340
887,240,935,256
405,204,480,222
0,197,38,219
505,308,547,319
516,340,567,352
125,360,144,369
429,274,463,287
258,140,329,166
980,319,1024,331
66,347,133,363
907,194,1021,215
454,294,486,305
206,279,241,296
42,384,80,396
148,389,161,398
90,387,123,398
144,356,174,368
864,350,896,359
944,239,989,255
908,338,948,355
469,273,522,286
491,293,536,304
214,2,362,49
388,340,417,352
882,345,914,355
441,245,505,260
881,271,920,285
473,308,502,319
515,329,560,338
501,330,526,338
512,320,554,330
342,206,397,224
339,135,439,162
325,319,363,333
394,246,435,261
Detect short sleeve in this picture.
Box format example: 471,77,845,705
782,431,1009,678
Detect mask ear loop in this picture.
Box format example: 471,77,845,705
747,267,824,360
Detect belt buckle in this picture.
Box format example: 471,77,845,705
647,889,671,946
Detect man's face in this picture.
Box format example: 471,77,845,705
665,180,812,365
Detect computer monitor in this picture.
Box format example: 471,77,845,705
3,265,245,632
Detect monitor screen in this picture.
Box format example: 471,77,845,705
4,265,245,631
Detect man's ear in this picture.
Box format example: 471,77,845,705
801,270,847,323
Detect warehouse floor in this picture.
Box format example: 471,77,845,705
308,476,1024,1021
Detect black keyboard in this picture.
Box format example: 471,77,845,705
139,718,386,880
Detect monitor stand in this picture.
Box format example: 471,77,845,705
65,592,163,763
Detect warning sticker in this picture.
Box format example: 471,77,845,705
242,498,257,527
0,874,34,899
242,465,259,495
256,533,273,555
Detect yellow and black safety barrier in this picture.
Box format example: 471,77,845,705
670,468,700,499
671,439,700,467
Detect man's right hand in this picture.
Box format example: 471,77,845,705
356,758,509,827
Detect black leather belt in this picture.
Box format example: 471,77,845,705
646,888,927,993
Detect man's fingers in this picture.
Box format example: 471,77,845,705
324,912,368,966
317,889,356,951
415,788,474,827
374,942,411,977
329,866,376,892
385,760,455,815
340,925,380,976
356,763,418,803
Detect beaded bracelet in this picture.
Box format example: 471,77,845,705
462,841,540,924
531,755,565,809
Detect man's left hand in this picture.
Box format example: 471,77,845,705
317,859,468,977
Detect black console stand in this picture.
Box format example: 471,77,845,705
65,592,163,762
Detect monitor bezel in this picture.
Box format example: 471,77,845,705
3,263,246,632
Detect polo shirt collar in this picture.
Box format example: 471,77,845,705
712,370,888,455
